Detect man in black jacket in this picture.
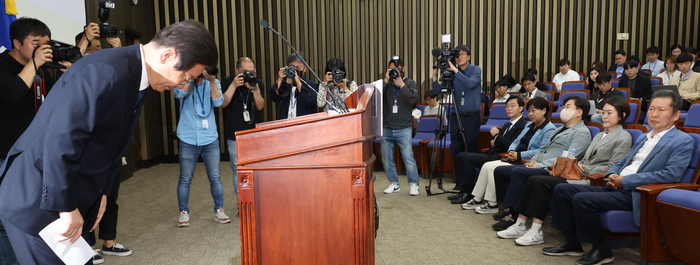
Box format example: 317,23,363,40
619,59,653,109
269,53,318,119
449,96,527,204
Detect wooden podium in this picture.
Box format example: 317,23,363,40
236,86,376,265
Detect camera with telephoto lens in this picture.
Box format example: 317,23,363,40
283,65,300,78
97,1,121,38
331,69,346,83
242,70,257,86
40,41,82,69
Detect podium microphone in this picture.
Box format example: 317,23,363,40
259,19,348,113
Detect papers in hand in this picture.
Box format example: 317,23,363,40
38,219,94,265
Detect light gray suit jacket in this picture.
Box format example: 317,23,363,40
524,89,548,100
531,121,591,169
579,125,633,175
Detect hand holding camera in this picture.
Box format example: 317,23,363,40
85,22,100,41
32,44,53,68
201,68,216,81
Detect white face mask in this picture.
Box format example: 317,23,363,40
560,108,576,123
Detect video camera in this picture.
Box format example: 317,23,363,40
40,41,82,69
98,1,121,38
388,55,403,79
432,34,457,92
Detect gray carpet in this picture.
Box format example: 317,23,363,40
98,163,640,264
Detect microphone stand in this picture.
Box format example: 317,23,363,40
260,19,348,113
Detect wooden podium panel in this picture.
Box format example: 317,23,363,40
237,86,376,265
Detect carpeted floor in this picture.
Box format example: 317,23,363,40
97,163,640,264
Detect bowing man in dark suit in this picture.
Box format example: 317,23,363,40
0,20,218,264
449,96,527,204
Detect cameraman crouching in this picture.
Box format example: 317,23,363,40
431,45,482,162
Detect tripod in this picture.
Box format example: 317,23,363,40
425,72,469,196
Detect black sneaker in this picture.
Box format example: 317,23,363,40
493,208,511,220
492,214,515,231
447,190,465,200
576,249,614,265
92,249,104,264
542,241,585,256
102,242,133,256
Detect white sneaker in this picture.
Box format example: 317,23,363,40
461,199,483,210
497,223,527,239
409,184,419,196
474,203,499,214
178,210,190,227
384,184,400,194
214,208,231,223
515,228,544,246
92,249,104,264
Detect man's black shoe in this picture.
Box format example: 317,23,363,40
450,193,471,204
575,249,614,265
542,241,585,256
447,190,464,200
451,184,461,191
492,215,515,231
493,208,511,220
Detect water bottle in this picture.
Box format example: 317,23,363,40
568,149,576,159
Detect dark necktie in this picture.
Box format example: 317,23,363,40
502,122,512,136
135,89,147,110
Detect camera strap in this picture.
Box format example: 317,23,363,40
33,68,46,113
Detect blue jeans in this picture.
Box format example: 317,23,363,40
226,139,239,203
177,141,224,213
380,127,419,185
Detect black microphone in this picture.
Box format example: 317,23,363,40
259,19,269,29
259,18,348,113
431,47,443,57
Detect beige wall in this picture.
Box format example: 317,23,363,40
152,0,700,156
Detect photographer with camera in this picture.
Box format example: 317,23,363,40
317,58,357,111
76,22,121,57
380,56,420,196
431,45,482,158
220,57,264,206
270,52,318,119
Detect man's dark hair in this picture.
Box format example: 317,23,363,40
235,57,256,69
595,72,613,84
562,95,590,118
455,45,471,56
495,80,509,87
685,47,698,55
526,97,550,117
526,68,538,75
387,56,404,68
623,59,639,69
150,20,218,70
507,95,525,109
670,44,684,53
629,55,641,63
677,52,694,64
646,46,661,55
558,59,570,67
502,74,518,87
604,96,631,125
521,74,536,83
287,52,305,65
651,89,683,113
614,50,627,56
9,17,51,49
325,58,346,73
424,90,438,100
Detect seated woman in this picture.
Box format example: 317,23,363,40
657,55,680,86
462,98,556,211
586,67,601,94
495,96,632,246
669,52,700,110
493,80,510,103
316,58,358,111
619,59,653,102
589,72,625,123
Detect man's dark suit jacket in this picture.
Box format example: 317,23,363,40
488,117,527,155
619,74,653,101
0,45,145,236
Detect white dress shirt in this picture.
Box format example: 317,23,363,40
619,126,674,176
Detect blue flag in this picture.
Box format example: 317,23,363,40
0,0,17,52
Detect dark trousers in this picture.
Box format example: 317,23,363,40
448,112,480,161
454,152,499,193
515,175,567,220
0,219,18,265
89,176,120,246
494,165,548,205
682,99,691,111
551,184,633,245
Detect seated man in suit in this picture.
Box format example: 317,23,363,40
608,50,627,78
619,59,653,103
0,20,218,264
521,74,547,103
545,90,694,265
488,95,592,232
449,95,527,204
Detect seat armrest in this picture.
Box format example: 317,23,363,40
636,183,700,195
480,148,490,153
585,172,607,186
497,153,507,158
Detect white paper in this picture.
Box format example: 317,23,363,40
38,219,94,265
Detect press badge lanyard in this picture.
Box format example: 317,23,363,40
392,83,400,113
193,81,213,129
679,71,691,87
239,89,251,122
